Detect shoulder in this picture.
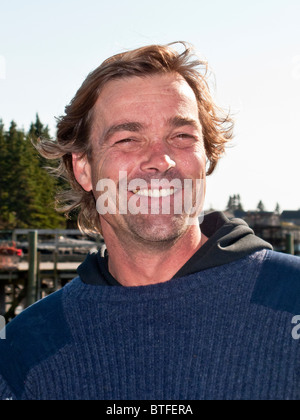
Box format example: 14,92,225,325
5,287,71,350
251,250,300,314
0,288,72,398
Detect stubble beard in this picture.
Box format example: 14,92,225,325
98,173,205,249
122,212,190,247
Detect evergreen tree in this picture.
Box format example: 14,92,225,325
257,200,266,212
226,194,244,212
4,121,27,228
25,115,66,229
226,196,234,211
236,194,244,211
28,114,52,169
0,117,67,230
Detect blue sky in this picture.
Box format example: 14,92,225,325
0,0,300,212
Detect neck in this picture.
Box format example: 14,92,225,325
101,222,207,287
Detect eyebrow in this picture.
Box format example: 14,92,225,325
168,116,201,130
102,122,144,143
102,116,201,143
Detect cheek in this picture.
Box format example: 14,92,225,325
193,144,207,174
197,151,207,173
90,151,135,190
178,150,207,179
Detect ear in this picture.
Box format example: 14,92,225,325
72,153,93,192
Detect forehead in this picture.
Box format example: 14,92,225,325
91,73,199,129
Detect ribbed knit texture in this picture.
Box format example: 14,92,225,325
0,379,13,400
0,250,299,400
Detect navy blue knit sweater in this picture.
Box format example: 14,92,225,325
0,249,300,400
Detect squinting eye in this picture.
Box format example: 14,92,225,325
176,134,194,140
115,138,134,144
170,133,198,149
113,138,142,152
173,134,197,143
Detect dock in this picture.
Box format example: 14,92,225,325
0,229,103,320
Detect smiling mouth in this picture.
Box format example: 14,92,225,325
131,188,178,198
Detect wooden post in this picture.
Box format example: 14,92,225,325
286,233,295,255
53,250,58,291
36,251,41,301
26,230,38,307
0,282,5,316
54,231,59,291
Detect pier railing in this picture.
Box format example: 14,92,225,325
0,229,103,321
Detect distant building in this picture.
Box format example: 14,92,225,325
281,211,300,227
208,208,300,255
243,211,281,228
227,210,300,255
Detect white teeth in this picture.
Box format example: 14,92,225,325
132,188,176,198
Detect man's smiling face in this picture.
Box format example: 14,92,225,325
75,73,207,245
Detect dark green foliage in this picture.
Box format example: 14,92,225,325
257,200,266,213
0,116,67,229
226,194,244,212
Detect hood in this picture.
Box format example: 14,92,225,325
78,211,273,286
174,211,272,278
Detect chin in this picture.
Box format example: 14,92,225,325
127,214,191,244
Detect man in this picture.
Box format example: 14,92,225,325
0,42,300,400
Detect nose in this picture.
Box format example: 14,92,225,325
140,144,176,174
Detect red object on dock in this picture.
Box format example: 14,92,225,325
0,242,23,270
